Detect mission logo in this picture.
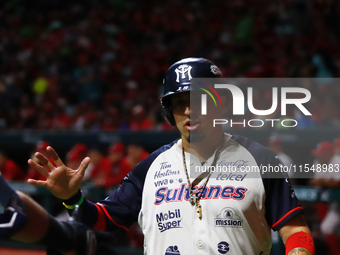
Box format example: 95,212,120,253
215,207,243,228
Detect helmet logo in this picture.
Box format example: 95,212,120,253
175,64,192,82
210,65,221,76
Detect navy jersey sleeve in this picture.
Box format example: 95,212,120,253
232,135,303,231
64,142,175,232
262,156,303,231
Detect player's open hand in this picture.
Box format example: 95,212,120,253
27,146,90,200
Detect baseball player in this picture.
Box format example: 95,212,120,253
0,58,314,255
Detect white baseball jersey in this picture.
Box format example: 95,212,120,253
69,134,302,255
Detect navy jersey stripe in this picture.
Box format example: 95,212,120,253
271,206,303,229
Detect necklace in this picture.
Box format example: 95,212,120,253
181,138,224,220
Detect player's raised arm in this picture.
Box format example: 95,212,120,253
27,146,90,200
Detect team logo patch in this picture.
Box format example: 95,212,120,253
165,245,181,255
156,209,182,233
215,207,243,228
175,64,192,82
217,241,230,254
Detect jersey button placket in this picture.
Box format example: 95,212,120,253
197,240,204,248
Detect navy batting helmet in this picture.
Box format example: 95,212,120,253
161,57,222,126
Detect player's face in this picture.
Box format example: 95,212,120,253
171,91,225,144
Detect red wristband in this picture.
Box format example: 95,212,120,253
285,232,315,255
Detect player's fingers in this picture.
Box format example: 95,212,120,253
27,159,50,177
77,157,91,177
35,152,55,171
46,146,64,167
27,179,48,187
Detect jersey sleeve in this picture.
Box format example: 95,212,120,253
231,135,303,232
63,142,175,232
262,153,303,231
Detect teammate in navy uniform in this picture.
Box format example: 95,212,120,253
0,58,315,255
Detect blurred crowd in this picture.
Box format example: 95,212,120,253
0,0,340,131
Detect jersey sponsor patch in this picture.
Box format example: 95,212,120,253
156,209,182,233
217,241,230,254
154,162,180,182
215,207,243,228
217,159,249,168
154,169,180,179
215,173,247,181
165,245,181,255
154,179,169,187
154,184,248,205
154,178,183,187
